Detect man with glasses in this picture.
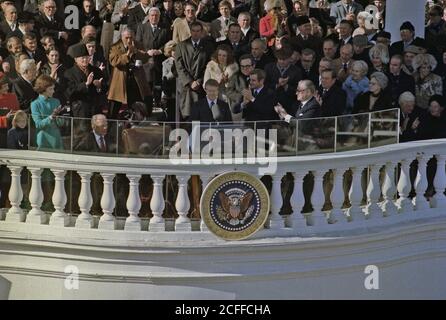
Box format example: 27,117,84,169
274,79,321,124
35,0,69,48
226,54,253,120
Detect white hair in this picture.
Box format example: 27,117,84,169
351,60,369,76
148,6,160,15
369,43,390,64
19,59,36,75
91,114,107,128
399,91,416,105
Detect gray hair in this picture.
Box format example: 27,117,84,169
121,27,134,37
251,38,267,50
299,80,316,94
370,71,389,89
148,6,160,15
399,91,416,105
19,59,36,75
91,114,107,128
351,60,368,76
369,43,389,64
412,53,437,71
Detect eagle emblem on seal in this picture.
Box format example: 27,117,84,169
218,191,253,224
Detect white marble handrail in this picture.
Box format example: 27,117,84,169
1,138,446,237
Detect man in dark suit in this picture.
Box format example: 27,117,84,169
64,43,106,118
175,21,214,120
317,69,347,117
136,6,170,104
34,0,69,48
289,15,322,56
233,68,278,124
127,0,151,33
238,12,259,46
250,38,274,70
387,54,416,108
329,0,364,25
191,79,232,122
0,3,16,39
74,113,116,153
12,58,38,113
297,48,319,86
389,21,426,57
218,23,249,62
264,47,303,109
6,11,34,40
274,79,321,125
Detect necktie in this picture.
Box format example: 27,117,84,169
99,136,106,152
153,26,157,33
346,5,351,14
343,63,348,71
252,89,258,97
225,19,229,26
193,42,198,49
322,89,328,96
210,100,215,108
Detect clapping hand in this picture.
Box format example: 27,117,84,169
274,103,288,119
277,77,289,88
242,88,253,104
411,117,420,130
86,72,94,86
93,77,103,88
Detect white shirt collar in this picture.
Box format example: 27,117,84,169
207,97,217,107
300,97,312,107
241,27,250,35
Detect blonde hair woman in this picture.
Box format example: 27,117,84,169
412,53,443,109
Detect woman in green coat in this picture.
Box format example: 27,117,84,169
31,75,65,150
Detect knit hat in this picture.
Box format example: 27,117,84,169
295,15,310,28
400,21,415,32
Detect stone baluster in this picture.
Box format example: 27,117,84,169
5,166,25,222
75,171,94,228
396,159,413,213
26,167,46,224
49,169,69,227
329,168,348,225
269,174,285,229
365,164,383,219
98,173,116,230
150,175,166,231
381,162,398,216
348,167,365,221
291,171,307,229
310,170,328,227
175,175,191,231
124,174,142,231
413,154,430,211
432,154,446,209
200,175,213,231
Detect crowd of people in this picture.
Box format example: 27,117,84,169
0,0,445,153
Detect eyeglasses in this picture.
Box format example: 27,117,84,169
296,88,307,93
240,64,252,68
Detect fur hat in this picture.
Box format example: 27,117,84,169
400,21,415,32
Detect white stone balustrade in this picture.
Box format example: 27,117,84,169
26,167,46,224
49,169,69,227
382,162,398,216
397,159,413,213
125,174,142,231
175,175,191,231
150,175,166,232
5,166,24,222
98,173,116,230
1,138,446,237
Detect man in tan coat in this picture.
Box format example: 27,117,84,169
107,27,152,119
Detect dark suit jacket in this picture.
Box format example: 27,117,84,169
63,64,106,118
218,38,250,62
0,20,14,39
241,28,260,46
288,97,322,127
400,106,428,142
387,71,416,107
34,13,65,42
264,62,303,108
290,34,323,57
12,76,38,113
320,85,347,117
190,98,232,122
353,91,393,114
389,37,426,57
233,87,278,122
253,52,275,70
74,131,116,154
127,5,147,33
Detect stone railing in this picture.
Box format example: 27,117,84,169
1,137,445,240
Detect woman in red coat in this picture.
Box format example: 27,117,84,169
259,0,287,48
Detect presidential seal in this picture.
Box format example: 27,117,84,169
200,171,270,241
